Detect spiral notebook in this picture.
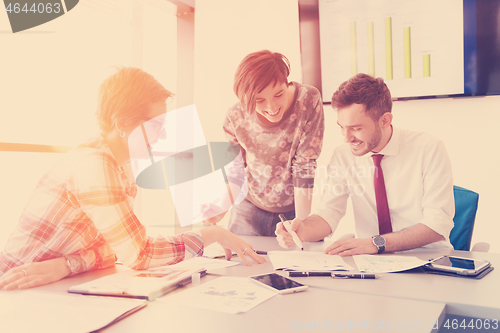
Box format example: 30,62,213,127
68,267,206,301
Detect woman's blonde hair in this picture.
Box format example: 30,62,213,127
95,67,173,134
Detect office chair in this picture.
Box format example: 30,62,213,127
449,185,489,252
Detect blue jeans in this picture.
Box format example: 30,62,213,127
228,199,296,236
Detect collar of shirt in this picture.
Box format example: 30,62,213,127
371,126,400,158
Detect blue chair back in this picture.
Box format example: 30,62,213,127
449,186,479,251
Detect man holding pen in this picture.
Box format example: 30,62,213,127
275,73,454,256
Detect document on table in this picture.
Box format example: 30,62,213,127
150,256,240,273
0,291,146,333
353,255,429,273
267,251,355,271
157,276,277,314
202,243,236,258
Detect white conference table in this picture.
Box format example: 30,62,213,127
224,236,500,320
2,236,498,333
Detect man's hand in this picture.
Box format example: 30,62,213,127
0,257,70,290
275,217,303,249
324,238,378,256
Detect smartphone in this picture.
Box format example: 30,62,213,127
426,255,491,276
249,273,308,294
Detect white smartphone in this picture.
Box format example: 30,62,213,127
249,273,308,294
426,255,491,276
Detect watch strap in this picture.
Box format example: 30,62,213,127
64,255,80,276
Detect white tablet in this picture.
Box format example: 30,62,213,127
426,255,491,276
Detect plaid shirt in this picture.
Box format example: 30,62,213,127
0,137,204,276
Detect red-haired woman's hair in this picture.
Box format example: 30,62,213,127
95,67,173,133
233,50,290,113
331,73,392,121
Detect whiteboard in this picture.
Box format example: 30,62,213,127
318,0,464,101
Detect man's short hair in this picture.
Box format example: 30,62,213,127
331,73,392,121
96,67,173,134
233,50,291,113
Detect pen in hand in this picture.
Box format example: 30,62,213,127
279,214,303,251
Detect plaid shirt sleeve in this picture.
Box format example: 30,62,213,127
69,151,204,270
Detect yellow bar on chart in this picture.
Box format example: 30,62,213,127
404,27,411,78
385,17,393,80
423,54,430,77
367,21,375,76
350,21,357,75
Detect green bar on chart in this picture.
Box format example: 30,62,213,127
404,27,411,78
423,54,430,77
350,21,357,75
385,17,393,80
368,21,375,76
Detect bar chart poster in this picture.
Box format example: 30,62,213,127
318,0,464,101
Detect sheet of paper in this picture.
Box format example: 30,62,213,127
149,256,240,273
157,276,277,314
202,243,234,258
0,291,146,333
353,255,429,273
267,251,354,271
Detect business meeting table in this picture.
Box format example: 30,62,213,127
1,236,499,333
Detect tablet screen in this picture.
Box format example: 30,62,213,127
431,256,489,271
433,257,476,269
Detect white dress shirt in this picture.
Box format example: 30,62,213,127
313,127,454,249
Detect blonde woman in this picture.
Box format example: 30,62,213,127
0,67,264,290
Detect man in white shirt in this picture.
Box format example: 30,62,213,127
275,73,454,256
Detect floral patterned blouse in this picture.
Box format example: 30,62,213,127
223,82,325,213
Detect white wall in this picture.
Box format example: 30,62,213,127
193,0,302,143
193,0,500,253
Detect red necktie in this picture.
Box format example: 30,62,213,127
372,154,392,234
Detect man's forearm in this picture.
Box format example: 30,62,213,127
297,214,332,242
384,223,445,252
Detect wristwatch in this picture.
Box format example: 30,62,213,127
64,255,80,276
372,235,386,254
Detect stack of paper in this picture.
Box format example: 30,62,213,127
267,251,354,271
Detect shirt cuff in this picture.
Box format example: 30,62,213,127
309,210,338,237
180,231,204,259
419,216,454,244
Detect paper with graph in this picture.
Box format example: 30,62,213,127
267,251,354,271
158,277,277,314
354,255,429,273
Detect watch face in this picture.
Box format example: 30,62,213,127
373,236,385,246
